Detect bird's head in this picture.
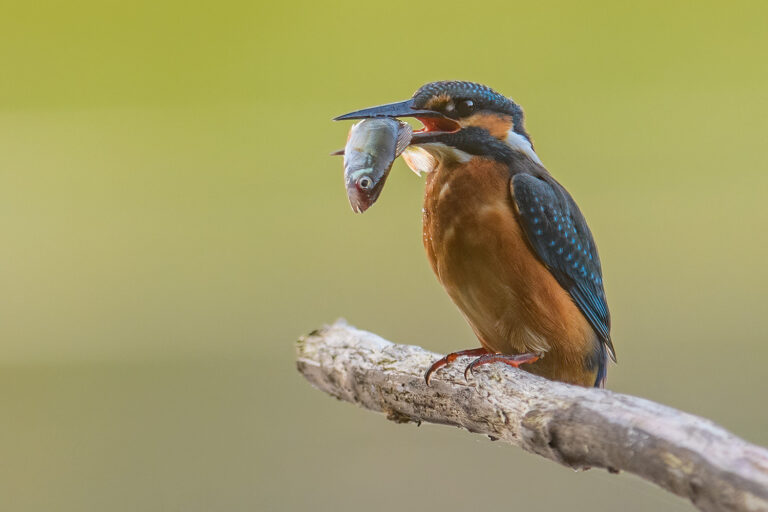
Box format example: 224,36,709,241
334,81,540,170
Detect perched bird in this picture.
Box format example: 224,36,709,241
335,81,616,387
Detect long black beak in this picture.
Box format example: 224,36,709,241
334,98,461,146
333,99,443,121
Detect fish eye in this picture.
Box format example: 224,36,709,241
358,176,373,190
456,99,475,116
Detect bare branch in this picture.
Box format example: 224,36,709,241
296,320,768,512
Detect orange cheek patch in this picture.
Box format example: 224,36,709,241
424,94,452,111
462,113,513,139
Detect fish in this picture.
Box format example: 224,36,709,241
335,118,412,213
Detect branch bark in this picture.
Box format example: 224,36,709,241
296,320,768,512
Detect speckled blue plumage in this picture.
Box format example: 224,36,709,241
512,173,616,387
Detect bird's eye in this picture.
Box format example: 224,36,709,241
358,176,373,190
456,99,475,116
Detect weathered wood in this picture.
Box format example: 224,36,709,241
296,320,768,512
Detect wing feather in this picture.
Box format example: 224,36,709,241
511,173,616,362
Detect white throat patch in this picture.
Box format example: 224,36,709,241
506,131,543,165
402,134,541,176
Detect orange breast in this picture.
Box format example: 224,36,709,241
422,157,598,386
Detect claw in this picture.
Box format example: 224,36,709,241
463,363,474,382
424,348,488,386
463,353,540,381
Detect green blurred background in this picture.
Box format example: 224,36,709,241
1,1,767,510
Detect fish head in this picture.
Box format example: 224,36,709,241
344,166,388,213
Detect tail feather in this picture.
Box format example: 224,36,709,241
594,342,609,388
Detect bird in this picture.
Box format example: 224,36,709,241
334,81,616,387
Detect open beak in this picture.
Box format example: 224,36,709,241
334,99,460,142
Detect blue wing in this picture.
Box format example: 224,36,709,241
511,173,616,367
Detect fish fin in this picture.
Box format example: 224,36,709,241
394,122,413,157
329,149,345,156
401,146,437,176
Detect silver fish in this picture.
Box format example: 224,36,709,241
337,118,412,213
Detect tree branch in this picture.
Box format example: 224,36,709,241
296,320,768,512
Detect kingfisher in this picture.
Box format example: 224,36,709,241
335,81,616,387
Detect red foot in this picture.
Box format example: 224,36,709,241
464,353,540,381
424,348,488,386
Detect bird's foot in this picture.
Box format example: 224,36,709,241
424,348,489,386
464,353,540,381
